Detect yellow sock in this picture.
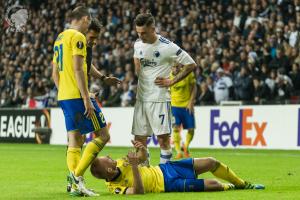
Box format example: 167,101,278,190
67,147,81,172
75,137,105,177
185,129,194,149
212,161,245,188
172,129,181,154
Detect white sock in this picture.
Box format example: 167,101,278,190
160,148,172,164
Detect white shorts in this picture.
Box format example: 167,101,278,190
132,101,172,136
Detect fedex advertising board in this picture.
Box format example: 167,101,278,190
49,105,300,150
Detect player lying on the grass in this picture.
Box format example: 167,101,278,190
90,141,265,194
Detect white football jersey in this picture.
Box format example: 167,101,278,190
214,76,233,103
133,35,195,102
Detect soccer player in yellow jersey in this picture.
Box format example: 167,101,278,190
52,6,117,197
90,140,265,194
170,64,197,158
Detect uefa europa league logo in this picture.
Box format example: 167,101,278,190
5,5,28,32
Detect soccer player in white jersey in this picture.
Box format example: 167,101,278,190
214,67,233,104
132,13,196,165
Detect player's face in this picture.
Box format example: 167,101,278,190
86,30,99,47
172,65,181,75
136,25,155,43
81,16,91,34
105,155,117,171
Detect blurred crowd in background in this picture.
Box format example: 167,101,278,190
1,0,300,108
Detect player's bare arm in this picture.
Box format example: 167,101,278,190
125,151,145,195
73,55,95,118
155,63,196,87
131,140,147,163
134,57,141,76
90,64,121,86
52,62,59,88
187,79,197,114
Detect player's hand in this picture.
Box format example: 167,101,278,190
83,98,95,119
89,92,98,99
131,140,146,151
127,151,139,166
103,77,122,86
154,77,173,87
186,102,194,115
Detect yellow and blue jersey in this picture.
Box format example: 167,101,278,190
106,158,165,194
52,29,88,101
105,158,204,193
170,72,196,107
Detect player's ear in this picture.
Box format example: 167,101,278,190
107,167,113,173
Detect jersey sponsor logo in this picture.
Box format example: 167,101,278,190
210,109,267,147
140,58,157,68
154,51,160,58
115,187,121,194
77,41,84,49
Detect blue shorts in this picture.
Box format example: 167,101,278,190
159,158,204,192
171,107,195,129
58,98,106,134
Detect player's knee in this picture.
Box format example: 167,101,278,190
158,138,170,149
204,179,222,191
172,126,180,131
101,132,110,143
206,157,217,170
68,132,83,147
187,128,194,134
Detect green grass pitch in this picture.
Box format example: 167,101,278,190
0,144,299,200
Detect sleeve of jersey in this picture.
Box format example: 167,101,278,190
106,182,128,194
133,42,139,58
189,72,196,85
52,53,58,65
52,45,58,65
71,33,86,56
170,43,195,66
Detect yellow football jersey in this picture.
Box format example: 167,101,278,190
170,72,196,107
106,158,165,194
52,29,88,100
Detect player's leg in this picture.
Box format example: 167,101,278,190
193,157,265,190
68,99,108,196
157,134,172,163
171,107,183,158
67,131,82,174
148,102,172,164
160,158,229,192
134,135,151,166
183,179,230,192
58,100,84,194
172,125,182,158
182,110,195,158
132,100,152,166
74,99,109,177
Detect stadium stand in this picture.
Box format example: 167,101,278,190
1,0,300,108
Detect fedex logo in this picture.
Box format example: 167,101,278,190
210,109,267,147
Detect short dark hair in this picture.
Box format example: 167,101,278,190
88,18,102,33
70,6,90,21
134,13,155,27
